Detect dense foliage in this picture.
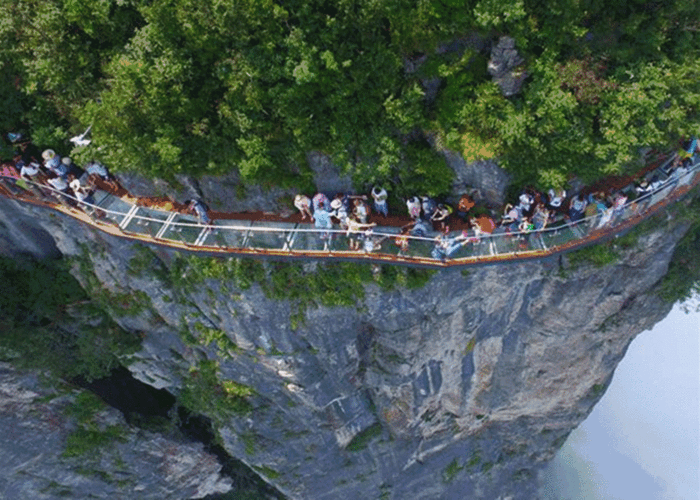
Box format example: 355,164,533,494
658,194,700,306
0,256,141,380
1,1,700,194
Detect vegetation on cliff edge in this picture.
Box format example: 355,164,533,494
1,0,699,195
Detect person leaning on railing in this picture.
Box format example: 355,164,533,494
431,232,471,261
45,172,75,207
346,216,375,250
19,160,49,198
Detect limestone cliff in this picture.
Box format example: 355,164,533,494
0,191,695,500
0,362,232,499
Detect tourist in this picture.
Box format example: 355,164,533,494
85,160,118,190
409,218,430,238
362,228,387,253
431,232,469,261
70,179,99,217
516,192,534,215
294,194,314,221
456,193,475,221
346,216,375,250
420,196,437,221
532,204,549,231
610,192,628,224
394,227,410,256
42,149,64,176
314,206,334,243
353,198,369,223
547,188,566,212
61,157,84,179
312,192,332,213
330,198,348,228
18,160,47,198
371,186,388,217
518,217,535,248
406,196,421,220
186,199,211,225
45,172,74,207
430,203,452,231
568,194,587,222
470,214,496,240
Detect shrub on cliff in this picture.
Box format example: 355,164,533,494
1,0,699,192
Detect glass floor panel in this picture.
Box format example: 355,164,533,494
245,221,292,250
206,220,251,249
159,214,203,244
540,226,578,248
366,227,402,256
123,207,172,238
95,194,135,226
491,233,523,254
290,229,332,252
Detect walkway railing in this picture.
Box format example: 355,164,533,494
1,154,699,268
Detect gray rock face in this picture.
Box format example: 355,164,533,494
0,363,232,500
306,151,355,195
488,37,527,97
115,152,356,215
442,152,511,207
0,189,695,499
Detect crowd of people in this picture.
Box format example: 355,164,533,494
0,134,216,226
291,138,698,260
0,133,119,216
1,131,698,261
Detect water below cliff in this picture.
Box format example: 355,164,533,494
540,303,700,499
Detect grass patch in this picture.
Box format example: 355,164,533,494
442,458,462,483
179,360,254,424
460,129,499,162
252,465,280,480
346,422,382,452
62,391,128,458
567,243,618,268
62,425,128,458
466,450,481,469
464,338,476,354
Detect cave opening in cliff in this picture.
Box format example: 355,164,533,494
75,366,283,499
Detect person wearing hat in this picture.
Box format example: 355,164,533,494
70,178,97,214
294,194,313,221
42,149,66,177
45,172,74,207
18,160,47,198
330,198,348,228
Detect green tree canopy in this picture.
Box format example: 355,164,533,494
1,0,699,194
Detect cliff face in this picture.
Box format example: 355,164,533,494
0,192,693,500
0,362,232,499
